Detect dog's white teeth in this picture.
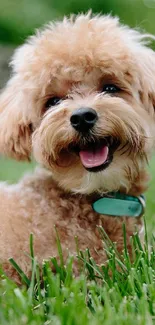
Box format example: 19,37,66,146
79,146,109,168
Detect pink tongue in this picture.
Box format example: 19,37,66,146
79,146,109,168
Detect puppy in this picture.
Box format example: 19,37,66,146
0,13,155,282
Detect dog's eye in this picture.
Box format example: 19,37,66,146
102,84,120,93
45,97,61,109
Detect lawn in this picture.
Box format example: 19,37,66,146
0,157,154,325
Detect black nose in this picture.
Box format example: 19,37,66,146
70,107,98,132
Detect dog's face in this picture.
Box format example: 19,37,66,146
0,14,155,194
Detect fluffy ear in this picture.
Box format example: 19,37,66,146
137,48,155,114
128,32,155,114
0,76,32,160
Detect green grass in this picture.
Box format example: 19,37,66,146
0,157,155,325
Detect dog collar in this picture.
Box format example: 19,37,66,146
92,192,145,218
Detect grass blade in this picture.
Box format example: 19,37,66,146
9,258,30,286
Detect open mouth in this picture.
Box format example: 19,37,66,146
70,137,120,172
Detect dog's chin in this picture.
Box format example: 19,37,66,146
56,137,120,172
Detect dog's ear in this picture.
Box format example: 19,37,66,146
138,48,155,114
129,33,155,114
118,23,155,114
0,76,32,161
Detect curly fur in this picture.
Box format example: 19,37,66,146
0,13,155,282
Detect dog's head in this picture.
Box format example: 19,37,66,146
0,13,155,194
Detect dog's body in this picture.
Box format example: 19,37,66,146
0,13,155,281
0,167,143,281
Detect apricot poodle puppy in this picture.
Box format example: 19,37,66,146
0,13,155,281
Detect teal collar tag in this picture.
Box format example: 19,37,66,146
92,192,145,218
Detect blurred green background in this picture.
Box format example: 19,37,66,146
0,0,154,233
1,0,155,45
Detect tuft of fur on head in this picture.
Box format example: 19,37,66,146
0,13,155,194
